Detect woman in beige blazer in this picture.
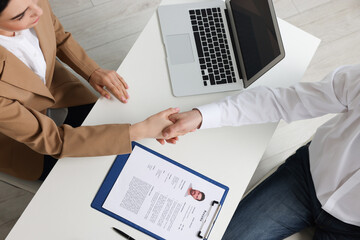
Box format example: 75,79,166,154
0,0,178,180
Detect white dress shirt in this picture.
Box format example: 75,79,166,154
197,65,360,227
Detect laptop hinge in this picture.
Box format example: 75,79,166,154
224,9,242,80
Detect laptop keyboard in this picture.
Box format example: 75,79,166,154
189,8,236,86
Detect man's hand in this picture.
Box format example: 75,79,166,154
157,109,203,144
89,68,129,103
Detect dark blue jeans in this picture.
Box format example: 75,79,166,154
222,145,360,240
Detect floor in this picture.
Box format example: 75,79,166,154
1,0,360,239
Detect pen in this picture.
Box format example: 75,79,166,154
112,227,136,240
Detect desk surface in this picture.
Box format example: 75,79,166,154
7,1,319,239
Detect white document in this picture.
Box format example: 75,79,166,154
103,146,226,240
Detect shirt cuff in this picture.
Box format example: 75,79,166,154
196,103,222,129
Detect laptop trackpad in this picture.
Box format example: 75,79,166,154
166,34,194,65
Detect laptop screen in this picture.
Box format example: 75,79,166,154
229,0,284,84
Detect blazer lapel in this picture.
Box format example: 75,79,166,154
0,48,55,101
34,14,55,89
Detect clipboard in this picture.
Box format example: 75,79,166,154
91,142,229,240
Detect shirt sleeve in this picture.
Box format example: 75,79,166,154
197,65,360,129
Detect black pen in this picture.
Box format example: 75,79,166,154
112,227,136,240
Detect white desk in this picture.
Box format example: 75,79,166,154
7,1,319,239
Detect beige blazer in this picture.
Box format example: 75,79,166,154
0,0,131,180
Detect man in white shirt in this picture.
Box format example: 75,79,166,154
160,65,360,239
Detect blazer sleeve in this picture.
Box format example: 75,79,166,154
50,6,100,80
0,97,132,158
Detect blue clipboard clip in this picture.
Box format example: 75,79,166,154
197,200,222,239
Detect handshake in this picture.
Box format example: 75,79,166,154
129,108,203,144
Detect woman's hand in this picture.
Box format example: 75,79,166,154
130,108,180,142
89,68,129,103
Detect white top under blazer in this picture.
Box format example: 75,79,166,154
0,28,46,84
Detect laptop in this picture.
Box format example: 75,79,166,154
157,0,285,97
